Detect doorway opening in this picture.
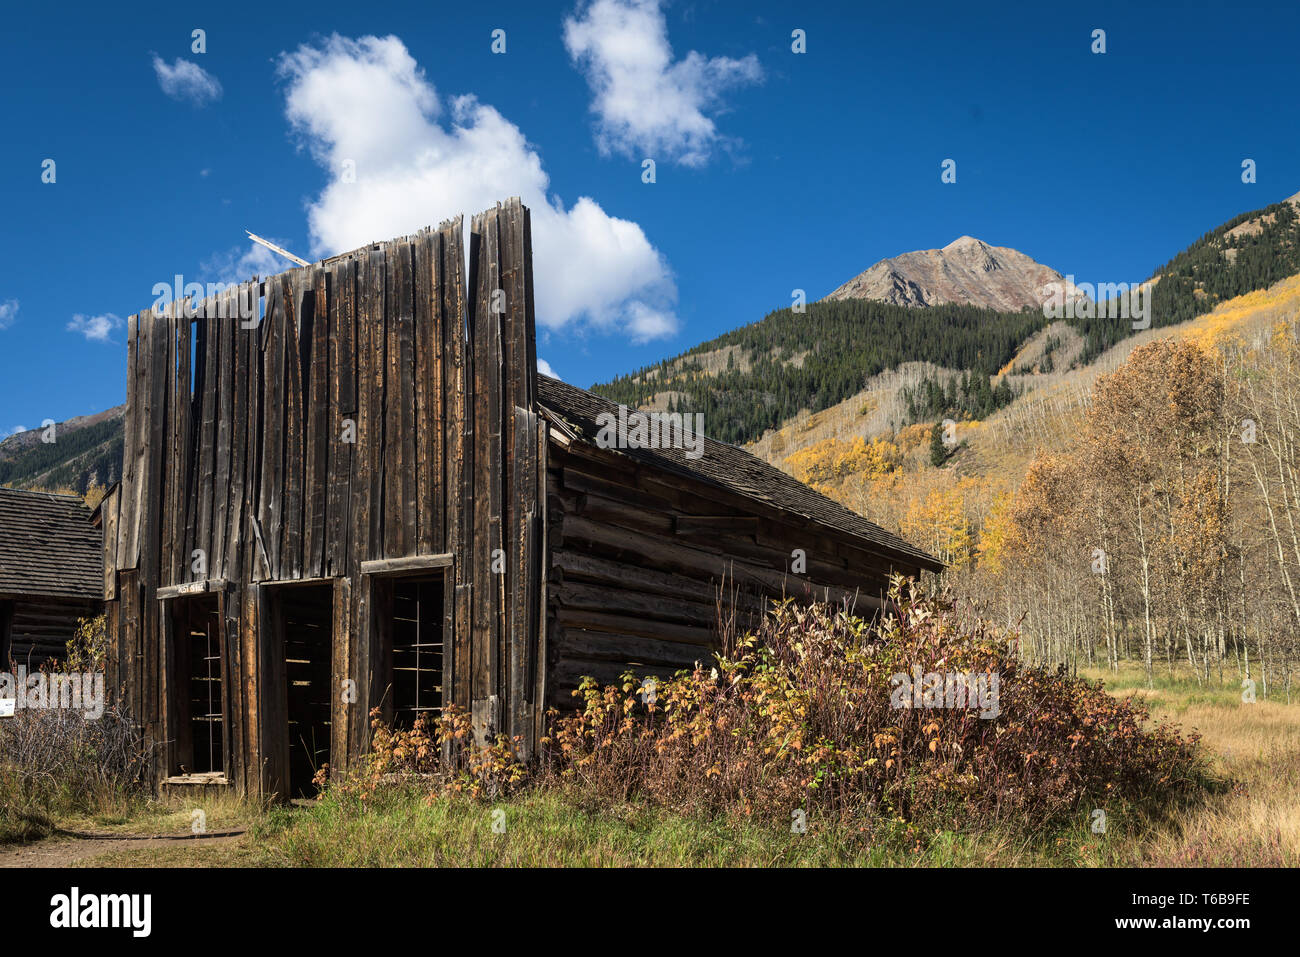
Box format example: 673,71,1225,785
276,584,333,798
170,594,224,776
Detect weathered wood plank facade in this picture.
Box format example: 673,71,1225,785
102,199,940,799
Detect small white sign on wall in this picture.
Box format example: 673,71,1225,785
0,698,15,718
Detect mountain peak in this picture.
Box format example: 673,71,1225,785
823,237,1068,311
943,235,989,251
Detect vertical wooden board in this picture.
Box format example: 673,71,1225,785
521,203,538,410
325,260,356,577
498,200,533,744
500,198,531,412
282,273,305,580
160,310,178,585
303,266,330,579
211,297,234,580
240,583,261,797
532,417,549,750
126,312,147,572
141,589,161,755
104,597,120,696
442,217,471,709
509,406,539,751
350,256,374,576
127,312,152,572
102,490,119,600
220,587,244,792
383,239,415,558
330,576,352,774
247,282,267,581
142,310,171,590
398,243,419,556
382,241,400,558
343,249,383,760
364,246,387,562
258,281,285,580
119,314,139,570
225,283,254,582
193,305,218,576
480,209,506,709
157,601,177,776
176,307,194,583
170,306,187,585
349,574,372,760
468,210,490,703
131,577,144,733
370,575,394,724
413,230,443,556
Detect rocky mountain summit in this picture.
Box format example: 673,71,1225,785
824,236,1079,312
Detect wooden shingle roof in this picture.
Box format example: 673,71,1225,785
0,487,103,600
536,375,944,572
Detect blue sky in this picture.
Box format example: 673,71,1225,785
2,0,1298,434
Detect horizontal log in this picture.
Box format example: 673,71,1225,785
554,581,718,627
675,515,759,537
555,443,938,573
554,626,713,670
574,489,675,536
550,549,770,613
556,514,883,611
553,606,715,646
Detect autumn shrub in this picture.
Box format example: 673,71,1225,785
0,707,151,842
321,705,527,804
64,614,107,673
540,579,1206,833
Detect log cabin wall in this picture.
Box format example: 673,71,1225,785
0,598,101,672
537,377,942,708
0,487,104,672
103,199,544,798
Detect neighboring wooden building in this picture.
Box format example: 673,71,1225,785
101,199,941,800
0,487,103,670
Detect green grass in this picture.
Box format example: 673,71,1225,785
82,784,1079,868
13,661,1297,868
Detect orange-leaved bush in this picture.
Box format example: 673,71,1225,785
540,579,1204,831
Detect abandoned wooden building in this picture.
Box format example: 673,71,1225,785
100,198,941,799
0,487,103,670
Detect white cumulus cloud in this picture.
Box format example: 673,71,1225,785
276,34,677,342
537,358,559,379
152,55,223,106
0,299,17,330
67,313,124,343
564,0,762,167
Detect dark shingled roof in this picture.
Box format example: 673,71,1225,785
536,375,944,572
0,488,103,600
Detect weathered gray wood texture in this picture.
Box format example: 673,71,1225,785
104,200,544,797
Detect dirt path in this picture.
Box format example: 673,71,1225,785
0,830,246,868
